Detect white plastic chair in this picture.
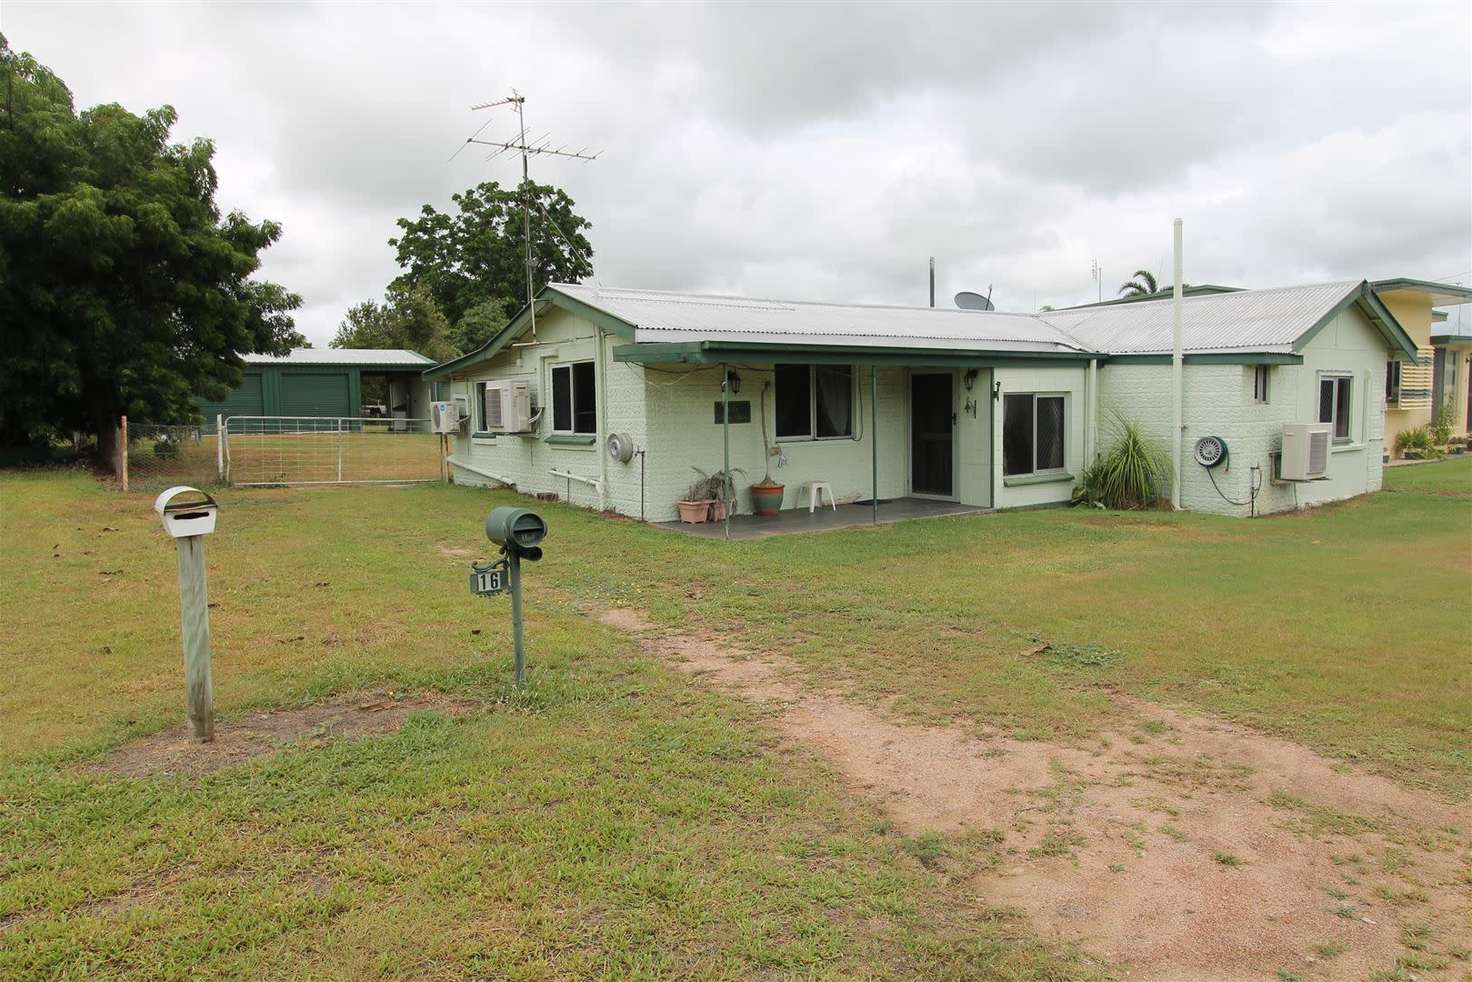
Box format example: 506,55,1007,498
802,480,836,513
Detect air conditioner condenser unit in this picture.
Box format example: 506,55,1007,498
1280,423,1331,481
430,401,462,434
483,380,533,433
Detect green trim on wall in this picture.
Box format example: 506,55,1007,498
1371,278,1472,304
613,340,1097,369
541,286,637,340
544,434,597,447
1107,352,1304,366
1293,282,1418,360
423,285,638,381
1002,471,1075,488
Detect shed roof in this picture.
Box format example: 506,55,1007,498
243,348,436,368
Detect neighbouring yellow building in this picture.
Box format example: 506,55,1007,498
1372,278,1472,457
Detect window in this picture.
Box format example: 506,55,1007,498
775,364,853,440
1003,393,1066,476
551,362,597,434
472,382,488,432
1318,375,1352,442
1385,360,1401,405
1253,365,1271,404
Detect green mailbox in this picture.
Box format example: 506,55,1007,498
485,506,547,558
476,506,549,689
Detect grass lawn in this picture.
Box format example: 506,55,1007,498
2,457,1468,976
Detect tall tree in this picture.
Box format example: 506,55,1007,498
1117,269,1160,298
389,180,593,327
331,282,458,362
0,36,303,456
451,297,512,354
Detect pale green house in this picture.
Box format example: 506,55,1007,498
423,280,1419,522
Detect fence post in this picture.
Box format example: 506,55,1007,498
119,415,129,493
336,417,344,483
216,414,225,483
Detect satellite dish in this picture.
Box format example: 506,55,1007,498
954,290,995,311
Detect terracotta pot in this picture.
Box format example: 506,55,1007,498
677,499,713,524
749,481,784,517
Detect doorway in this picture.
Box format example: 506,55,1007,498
911,373,955,497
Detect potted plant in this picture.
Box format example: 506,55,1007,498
749,389,785,516
682,467,743,523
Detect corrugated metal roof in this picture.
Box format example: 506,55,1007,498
552,283,1092,354
242,348,436,367
1039,281,1360,355
552,281,1366,357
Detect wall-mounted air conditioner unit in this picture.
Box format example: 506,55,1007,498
430,401,461,434
1280,422,1331,481
484,380,533,433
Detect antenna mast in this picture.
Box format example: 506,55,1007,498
463,91,598,338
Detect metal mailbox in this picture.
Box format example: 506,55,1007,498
153,486,218,538
485,506,547,555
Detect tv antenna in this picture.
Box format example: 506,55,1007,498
454,90,598,339
1090,258,1103,303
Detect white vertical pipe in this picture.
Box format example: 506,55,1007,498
596,326,610,511
1171,218,1184,510
1087,358,1099,463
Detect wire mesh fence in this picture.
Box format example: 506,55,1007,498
111,416,445,491
223,416,442,486
122,420,227,493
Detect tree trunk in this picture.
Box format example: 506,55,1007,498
95,410,119,473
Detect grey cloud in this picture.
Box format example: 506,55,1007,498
5,0,1469,342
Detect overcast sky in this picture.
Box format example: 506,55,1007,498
7,1,1471,345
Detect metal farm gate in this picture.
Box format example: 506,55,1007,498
222,416,442,486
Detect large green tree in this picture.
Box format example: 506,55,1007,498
389,180,594,329
331,282,458,362
0,36,303,456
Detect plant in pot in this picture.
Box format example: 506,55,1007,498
681,466,743,523
749,387,785,516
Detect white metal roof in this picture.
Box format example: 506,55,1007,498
552,283,1093,354
1039,281,1361,355
550,281,1375,357
242,348,436,367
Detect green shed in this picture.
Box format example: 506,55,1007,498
198,349,440,427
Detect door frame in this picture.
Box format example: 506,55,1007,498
906,369,960,501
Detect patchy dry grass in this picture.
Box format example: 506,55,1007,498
1,456,1467,976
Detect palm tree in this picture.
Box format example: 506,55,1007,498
1117,269,1159,298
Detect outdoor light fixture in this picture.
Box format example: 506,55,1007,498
964,368,979,391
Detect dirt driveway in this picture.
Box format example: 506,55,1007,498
599,610,1470,981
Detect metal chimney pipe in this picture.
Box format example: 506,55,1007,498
929,257,935,308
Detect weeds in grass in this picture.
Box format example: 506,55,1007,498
901,832,946,867
1213,850,1243,868
1029,826,1086,859
1333,904,1357,919
1373,884,1427,906
1310,941,1345,960
1399,921,1431,951
1323,885,1347,901
1159,823,1188,842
